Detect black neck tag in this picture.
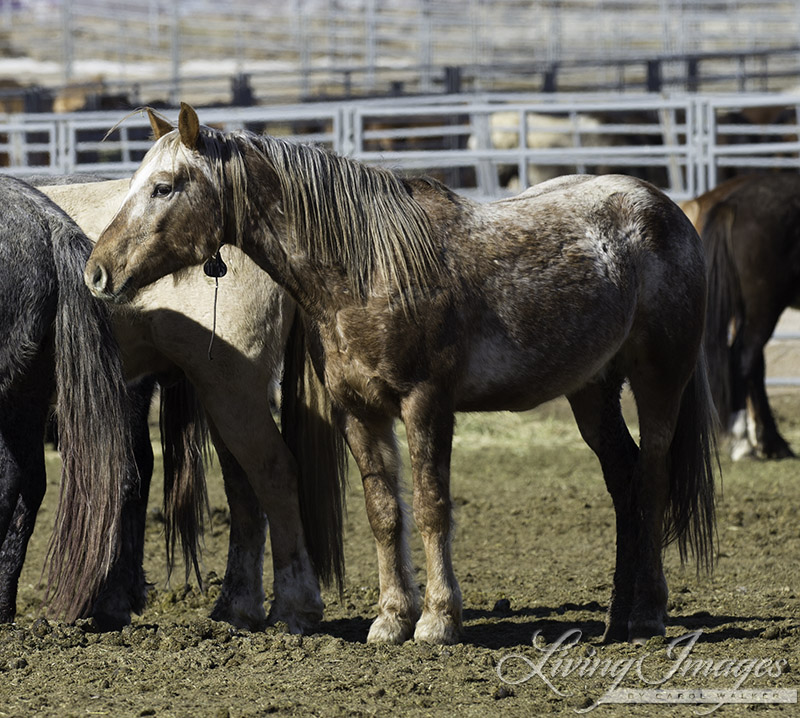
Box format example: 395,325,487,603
204,251,227,278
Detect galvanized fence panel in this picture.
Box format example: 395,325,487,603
1,93,800,197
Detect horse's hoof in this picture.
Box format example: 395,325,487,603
88,610,132,633
600,622,629,644
266,602,323,635
761,443,795,460
628,619,666,645
730,439,756,462
211,600,268,632
89,591,138,631
367,613,416,644
413,610,462,645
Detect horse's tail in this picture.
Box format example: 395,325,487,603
159,377,211,586
664,346,719,573
45,214,135,622
701,201,743,423
280,309,347,590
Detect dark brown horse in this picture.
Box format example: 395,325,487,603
681,174,800,460
85,103,717,645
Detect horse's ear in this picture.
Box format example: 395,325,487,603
178,102,200,150
147,108,174,140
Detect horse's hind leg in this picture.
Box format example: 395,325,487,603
0,495,31,622
743,342,794,459
208,432,268,632
91,376,156,629
343,411,420,644
625,362,697,642
0,402,49,623
567,377,639,643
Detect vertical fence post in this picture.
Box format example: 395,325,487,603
169,3,181,106
517,108,527,191
704,98,716,192
365,0,377,92
420,0,433,93
58,118,72,174
62,0,74,83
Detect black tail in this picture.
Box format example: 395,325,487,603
45,213,136,621
280,309,348,590
664,347,719,573
701,201,743,425
159,377,211,586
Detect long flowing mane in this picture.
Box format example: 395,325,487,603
184,128,445,310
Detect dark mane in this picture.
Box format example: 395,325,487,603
180,128,445,311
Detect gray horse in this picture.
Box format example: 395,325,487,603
0,176,137,624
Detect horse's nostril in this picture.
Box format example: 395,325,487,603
89,264,108,293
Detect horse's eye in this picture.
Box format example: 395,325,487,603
152,183,172,198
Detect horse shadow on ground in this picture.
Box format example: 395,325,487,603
465,602,605,649
669,611,791,642
316,603,785,648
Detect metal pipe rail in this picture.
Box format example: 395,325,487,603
0,93,798,200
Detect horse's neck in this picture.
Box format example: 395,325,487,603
41,179,129,242
231,197,332,322
239,230,334,322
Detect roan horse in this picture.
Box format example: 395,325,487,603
680,173,800,460
86,103,718,645
38,177,346,634
0,176,139,624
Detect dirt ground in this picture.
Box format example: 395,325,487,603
1,379,799,717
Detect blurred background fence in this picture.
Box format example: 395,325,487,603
2,1,800,109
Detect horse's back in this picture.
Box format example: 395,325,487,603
704,173,800,309
40,179,130,241
485,174,701,275
454,175,705,410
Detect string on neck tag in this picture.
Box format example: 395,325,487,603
204,247,227,361
208,275,219,360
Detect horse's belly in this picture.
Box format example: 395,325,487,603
455,333,620,412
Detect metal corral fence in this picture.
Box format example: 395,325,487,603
3,91,800,202
5,0,800,103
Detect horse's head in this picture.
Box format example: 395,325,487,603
85,103,224,303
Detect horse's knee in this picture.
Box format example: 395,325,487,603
411,468,453,537
363,474,404,546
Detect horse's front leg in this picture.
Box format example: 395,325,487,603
208,433,268,632
342,411,420,644
401,389,461,645
203,386,323,635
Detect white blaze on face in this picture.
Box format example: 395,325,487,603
122,138,176,225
